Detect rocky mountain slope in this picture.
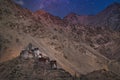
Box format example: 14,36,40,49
82,69,120,80
64,2,120,31
0,56,73,80
1,55,120,80
0,0,120,80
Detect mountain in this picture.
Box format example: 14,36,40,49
34,10,67,27
64,2,120,31
0,0,120,80
64,12,93,25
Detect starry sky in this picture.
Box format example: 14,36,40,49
14,0,120,18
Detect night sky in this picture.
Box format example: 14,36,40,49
14,0,120,18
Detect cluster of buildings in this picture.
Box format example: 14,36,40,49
20,43,57,69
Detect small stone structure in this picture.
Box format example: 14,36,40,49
32,48,42,58
20,49,33,59
20,43,42,59
50,60,57,69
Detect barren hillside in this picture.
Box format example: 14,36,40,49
64,2,120,31
0,0,120,79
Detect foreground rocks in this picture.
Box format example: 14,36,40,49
0,57,73,80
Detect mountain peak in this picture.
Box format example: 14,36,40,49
35,10,49,15
107,2,120,9
111,2,120,6
65,12,77,18
34,10,54,17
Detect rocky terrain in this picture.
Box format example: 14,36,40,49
0,56,73,80
0,0,120,80
64,2,120,31
82,69,120,80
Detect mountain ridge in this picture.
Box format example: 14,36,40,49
64,2,120,30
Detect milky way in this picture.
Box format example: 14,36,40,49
38,0,69,9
